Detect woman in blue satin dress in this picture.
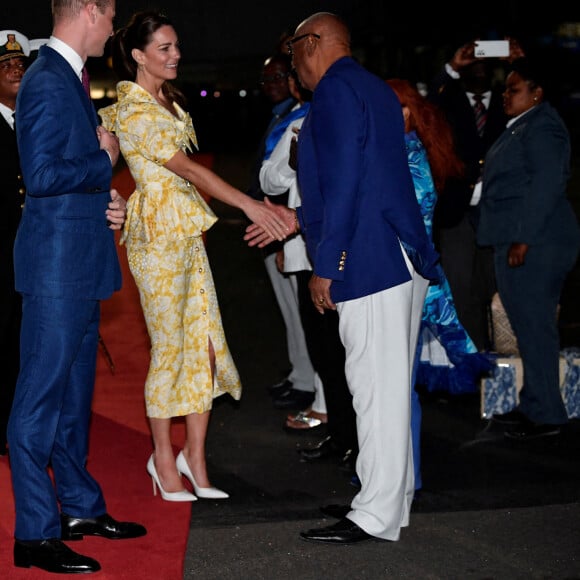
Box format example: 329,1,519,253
405,134,493,394
387,79,492,490
388,79,492,394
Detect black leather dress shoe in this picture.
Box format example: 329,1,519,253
61,513,147,541
299,435,334,460
338,448,357,472
273,388,315,410
14,538,101,574
492,408,528,425
320,504,351,519
300,517,374,544
267,379,293,398
299,435,352,464
504,421,562,440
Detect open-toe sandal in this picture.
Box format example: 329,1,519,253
284,410,328,432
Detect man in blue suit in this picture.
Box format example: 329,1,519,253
246,12,440,543
8,1,146,574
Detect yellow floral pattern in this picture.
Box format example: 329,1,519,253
99,82,241,418
99,81,217,246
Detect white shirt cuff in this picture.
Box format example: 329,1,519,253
470,181,482,206
445,62,460,79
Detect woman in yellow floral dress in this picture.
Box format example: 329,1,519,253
99,11,288,501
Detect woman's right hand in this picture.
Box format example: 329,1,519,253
244,199,296,248
243,197,295,244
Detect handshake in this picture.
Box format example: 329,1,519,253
244,198,298,248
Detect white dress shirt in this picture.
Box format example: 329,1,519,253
47,36,84,82
0,102,15,129
259,108,312,273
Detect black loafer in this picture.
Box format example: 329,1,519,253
61,513,147,540
299,436,355,469
504,422,562,440
300,517,374,544
320,504,351,519
299,435,343,461
273,388,315,410
338,448,357,472
14,538,101,574
492,409,528,425
267,379,293,398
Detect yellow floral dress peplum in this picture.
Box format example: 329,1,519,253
99,81,241,418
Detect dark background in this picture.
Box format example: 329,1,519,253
4,1,580,152
4,1,579,68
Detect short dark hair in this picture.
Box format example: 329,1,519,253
509,56,555,100
509,57,545,87
263,52,292,72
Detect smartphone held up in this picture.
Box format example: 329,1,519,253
474,40,510,58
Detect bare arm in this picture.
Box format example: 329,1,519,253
164,150,289,241
244,198,297,247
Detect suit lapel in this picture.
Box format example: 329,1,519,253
43,47,99,126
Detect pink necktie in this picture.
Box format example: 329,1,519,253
81,66,91,97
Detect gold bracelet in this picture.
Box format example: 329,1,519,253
293,211,299,234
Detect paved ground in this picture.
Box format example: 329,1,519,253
180,155,580,578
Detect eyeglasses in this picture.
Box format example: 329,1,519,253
286,33,321,56
259,72,289,86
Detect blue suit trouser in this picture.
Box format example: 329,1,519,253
7,295,107,540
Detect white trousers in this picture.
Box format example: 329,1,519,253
337,255,428,541
310,372,327,414
264,253,315,392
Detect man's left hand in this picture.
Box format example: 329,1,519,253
507,242,528,267
309,274,335,313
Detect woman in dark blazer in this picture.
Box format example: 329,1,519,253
477,57,580,439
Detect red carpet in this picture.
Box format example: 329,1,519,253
0,154,214,578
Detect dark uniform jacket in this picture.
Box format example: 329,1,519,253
0,111,25,450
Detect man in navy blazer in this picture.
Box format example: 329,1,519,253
8,0,146,575
246,12,439,543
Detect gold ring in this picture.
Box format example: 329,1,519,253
318,298,325,304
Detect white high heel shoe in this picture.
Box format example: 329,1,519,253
176,451,229,499
146,455,197,502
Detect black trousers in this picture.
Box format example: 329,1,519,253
295,270,358,454
0,288,21,451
